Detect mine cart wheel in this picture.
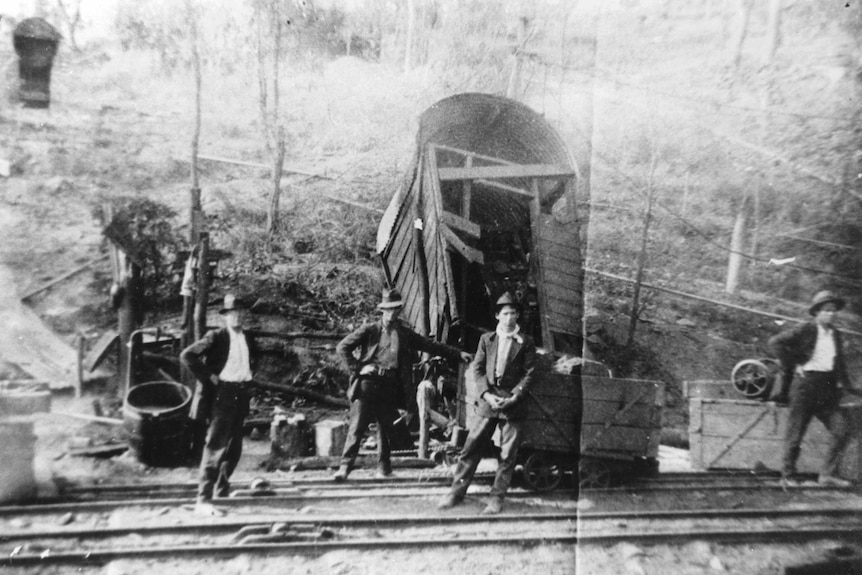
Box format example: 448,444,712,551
579,458,612,489
522,451,563,492
730,358,779,399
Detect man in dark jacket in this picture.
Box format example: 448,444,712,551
333,288,472,482
181,294,257,514
768,290,854,488
438,292,536,514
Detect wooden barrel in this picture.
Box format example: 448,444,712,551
123,382,192,467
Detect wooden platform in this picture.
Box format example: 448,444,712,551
687,380,862,480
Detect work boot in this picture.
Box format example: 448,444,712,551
376,462,393,479
194,499,224,517
482,497,503,515
436,493,462,510
780,474,800,488
818,474,852,488
333,465,350,483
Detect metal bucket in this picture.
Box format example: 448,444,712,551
123,381,192,467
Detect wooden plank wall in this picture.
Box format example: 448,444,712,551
689,398,862,480
580,376,664,460
537,212,582,339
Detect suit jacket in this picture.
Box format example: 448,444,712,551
472,330,536,420
337,320,464,408
180,328,259,421
768,321,850,389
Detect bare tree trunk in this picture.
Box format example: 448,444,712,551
626,154,658,351
404,0,416,73
727,0,753,70
188,0,202,191
267,130,286,235
55,0,82,51
763,0,782,66
726,208,745,294
256,0,287,237
507,16,530,100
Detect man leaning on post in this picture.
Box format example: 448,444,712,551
181,294,258,515
768,290,854,488
333,288,472,482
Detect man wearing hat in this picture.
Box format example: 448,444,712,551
438,292,537,514
768,290,854,487
333,288,473,482
181,294,258,514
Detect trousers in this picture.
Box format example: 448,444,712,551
197,381,250,501
782,371,851,477
339,376,400,473
449,415,523,501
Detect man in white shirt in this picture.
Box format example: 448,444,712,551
181,294,257,514
768,290,854,488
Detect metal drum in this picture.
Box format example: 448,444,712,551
123,381,192,467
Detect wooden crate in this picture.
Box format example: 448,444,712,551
581,376,664,461
458,369,580,454
458,370,663,460
688,387,862,480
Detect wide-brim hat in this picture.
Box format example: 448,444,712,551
494,291,521,312
809,290,845,316
377,288,404,309
219,293,249,315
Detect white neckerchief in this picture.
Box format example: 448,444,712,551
494,325,522,380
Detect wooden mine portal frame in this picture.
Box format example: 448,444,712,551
413,143,582,357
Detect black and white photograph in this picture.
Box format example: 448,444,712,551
1,0,861,573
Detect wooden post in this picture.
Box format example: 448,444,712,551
529,178,553,352
117,253,143,399
194,233,210,342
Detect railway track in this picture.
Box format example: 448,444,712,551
2,471,859,567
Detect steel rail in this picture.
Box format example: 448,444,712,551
3,505,859,546
5,524,862,567
2,533,579,567
60,474,476,494
0,512,578,543
583,482,857,494
0,489,577,517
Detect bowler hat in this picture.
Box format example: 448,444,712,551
494,291,521,312
377,288,404,309
219,293,249,315
809,290,845,316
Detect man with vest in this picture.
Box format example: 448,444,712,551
333,288,472,482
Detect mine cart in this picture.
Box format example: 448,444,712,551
377,93,663,490
686,379,862,481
